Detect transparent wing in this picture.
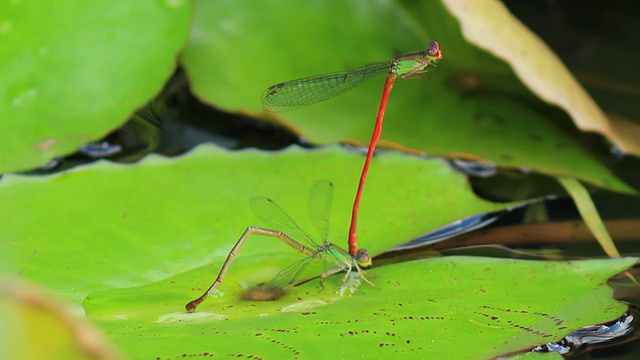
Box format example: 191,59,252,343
308,180,333,243
261,61,391,112
250,196,318,248
269,256,316,289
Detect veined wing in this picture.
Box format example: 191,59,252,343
307,180,334,243
261,61,391,112
250,196,319,248
269,255,317,289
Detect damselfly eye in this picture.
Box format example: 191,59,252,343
356,248,373,267
426,41,443,59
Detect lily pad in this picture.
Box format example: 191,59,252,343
181,0,634,193
0,0,191,173
0,145,506,303
84,257,636,358
0,145,635,358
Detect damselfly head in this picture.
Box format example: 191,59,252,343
426,41,443,60
355,248,373,268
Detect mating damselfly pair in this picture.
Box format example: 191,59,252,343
187,42,442,311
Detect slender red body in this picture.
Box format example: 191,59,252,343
348,73,397,255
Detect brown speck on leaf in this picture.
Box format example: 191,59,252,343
37,138,57,151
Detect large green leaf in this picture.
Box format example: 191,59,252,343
0,0,191,173
181,0,633,193
84,256,635,359
0,145,635,358
0,145,505,302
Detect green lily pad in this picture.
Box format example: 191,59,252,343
0,145,506,303
0,0,191,173
0,145,635,358
181,0,633,193
84,257,635,358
